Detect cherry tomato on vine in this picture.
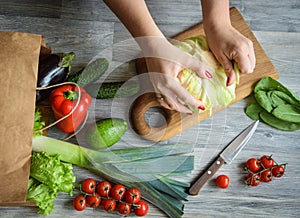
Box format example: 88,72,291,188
124,188,141,204
272,165,285,178
81,178,96,194
260,169,273,183
110,184,126,200
73,195,86,211
134,200,149,216
245,173,261,186
117,202,131,215
246,158,261,172
215,174,230,189
102,199,117,212
260,155,275,169
86,193,101,208
96,180,112,197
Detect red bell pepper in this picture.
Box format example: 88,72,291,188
50,85,92,133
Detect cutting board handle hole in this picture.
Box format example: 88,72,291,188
144,107,168,128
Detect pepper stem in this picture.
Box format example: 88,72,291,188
64,89,79,100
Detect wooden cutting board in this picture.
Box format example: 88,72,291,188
130,7,279,142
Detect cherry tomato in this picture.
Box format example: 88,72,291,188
272,165,285,178
260,155,275,169
73,195,86,211
110,184,126,201
96,180,112,197
81,178,96,194
124,188,141,204
134,200,149,217
245,173,261,186
215,174,230,189
102,199,117,212
260,169,273,183
117,202,131,215
246,158,261,172
86,193,101,208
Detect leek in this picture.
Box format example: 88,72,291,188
32,135,194,218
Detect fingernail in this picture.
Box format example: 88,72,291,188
205,70,213,78
198,105,205,110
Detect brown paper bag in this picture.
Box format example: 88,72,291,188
0,31,42,205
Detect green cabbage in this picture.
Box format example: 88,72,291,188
176,35,240,113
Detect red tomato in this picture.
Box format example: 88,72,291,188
215,175,230,189
124,188,141,204
102,199,117,212
96,180,112,197
260,155,275,169
81,178,96,194
110,184,126,201
134,200,149,216
245,173,261,186
246,158,261,172
260,169,273,183
86,193,101,208
272,165,285,178
73,195,86,211
117,202,131,215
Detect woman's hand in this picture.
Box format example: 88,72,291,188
139,37,212,113
205,24,256,86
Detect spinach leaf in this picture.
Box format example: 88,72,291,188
246,77,300,131
272,104,300,123
260,110,300,131
245,103,264,120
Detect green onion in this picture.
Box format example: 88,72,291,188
32,136,194,218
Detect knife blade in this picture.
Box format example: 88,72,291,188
189,120,259,195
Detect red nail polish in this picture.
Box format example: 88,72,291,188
205,70,213,78
198,105,205,110
226,78,230,87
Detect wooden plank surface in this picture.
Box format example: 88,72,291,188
130,8,279,142
0,0,299,218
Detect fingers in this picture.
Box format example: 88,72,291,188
217,39,256,86
233,53,255,75
185,55,213,79
154,75,206,114
218,55,236,86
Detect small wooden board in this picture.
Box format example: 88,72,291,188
130,7,279,142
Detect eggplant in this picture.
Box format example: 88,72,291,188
36,52,75,102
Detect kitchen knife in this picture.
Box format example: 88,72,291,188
189,120,259,195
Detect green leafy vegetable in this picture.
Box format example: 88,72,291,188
246,76,300,130
272,104,300,123
176,35,240,113
30,152,75,195
26,178,58,216
33,108,45,137
27,151,75,215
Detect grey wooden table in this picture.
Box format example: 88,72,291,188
0,0,299,217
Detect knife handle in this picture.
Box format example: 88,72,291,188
189,156,225,195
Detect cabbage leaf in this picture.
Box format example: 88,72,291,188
176,35,240,113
